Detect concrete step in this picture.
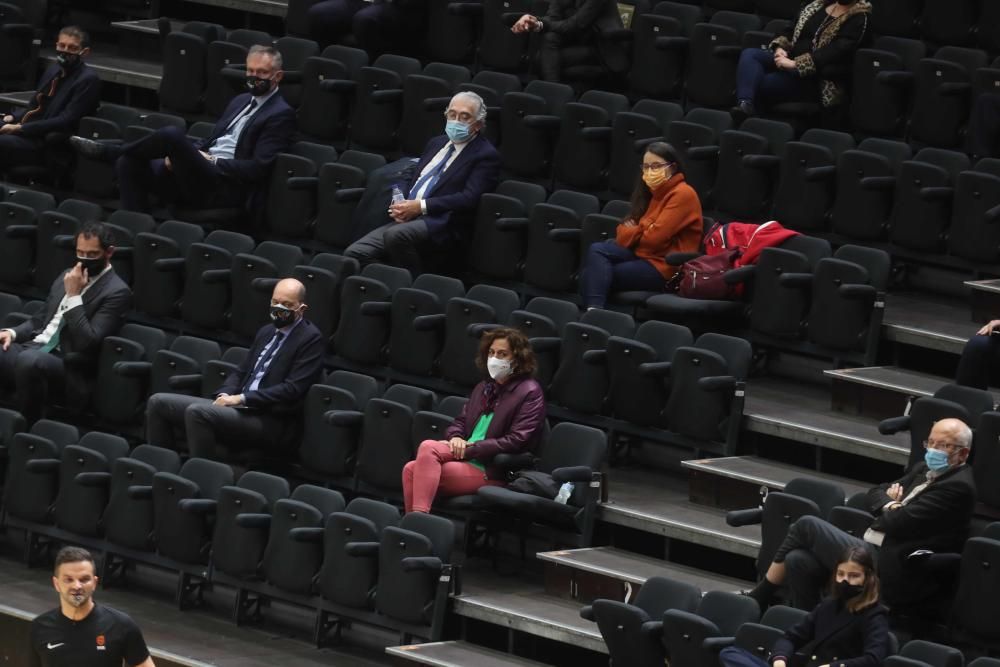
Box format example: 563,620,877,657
537,546,751,605
110,18,178,35
966,279,1000,323
178,0,287,17
386,641,552,667
41,48,162,90
682,455,871,510
744,377,911,466
882,292,973,355
0,90,35,108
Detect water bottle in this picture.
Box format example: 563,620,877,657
391,185,405,205
554,482,574,504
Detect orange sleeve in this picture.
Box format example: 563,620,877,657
634,186,703,255
615,222,642,249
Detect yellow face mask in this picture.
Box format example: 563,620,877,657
642,168,670,189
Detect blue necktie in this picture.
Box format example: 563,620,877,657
242,331,284,393
409,144,456,200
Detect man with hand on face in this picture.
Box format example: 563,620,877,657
0,223,131,423
29,546,155,667
344,91,500,274
0,26,101,173
70,45,295,214
145,278,324,461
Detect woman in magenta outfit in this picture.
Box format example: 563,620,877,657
402,327,546,513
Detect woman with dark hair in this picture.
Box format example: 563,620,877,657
579,142,702,309
402,327,546,513
732,0,872,123
719,546,890,667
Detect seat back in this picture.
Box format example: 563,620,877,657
103,445,180,551
388,275,465,375
53,433,130,536
375,512,455,624
892,639,967,667
153,458,234,564
260,496,325,594
536,423,607,483
210,472,290,578
333,266,412,366
96,324,168,424
132,220,205,318
354,398,416,492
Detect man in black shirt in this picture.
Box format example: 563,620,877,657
29,546,155,667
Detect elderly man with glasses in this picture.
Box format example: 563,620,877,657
744,417,976,614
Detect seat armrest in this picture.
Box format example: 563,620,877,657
234,513,271,529
638,361,672,377
448,1,484,16
804,165,836,181
878,415,910,435
371,88,404,104
742,154,780,169
919,186,953,202
654,36,689,50
201,268,231,284
522,114,561,130
413,313,446,331
726,507,763,526
178,498,218,514
859,175,896,191
839,284,876,300
552,466,595,484
113,360,152,378
687,145,720,160
492,452,535,471
153,257,185,272
333,187,365,203
467,322,501,338
548,228,582,242
875,70,913,87
359,301,391,317
582,349,607,365
318,78,356,93
723,265,756,285
580,605,595,621
75,471,112,487
495,216,529,231
128,484,153,499
580,126,613,140
24,458,60,473
289,527,324,543
401,556,443,573
324,409,363,427
167,373,203,391
777,272,812,288
286,176,318,191
713,44,742,57
698,375,736,392
344,541,380,557
529,336,561,353
702,636,736,654
251,277,279,293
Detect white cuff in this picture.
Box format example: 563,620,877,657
64,295,84,310
239,393,247,405
2,328,14,342
420,199,427,215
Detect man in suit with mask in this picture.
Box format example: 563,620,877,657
0,26,100,173
0,223,131,422
145,278,325,461
344,91,500,274
511,0,627,83
70,45,296,214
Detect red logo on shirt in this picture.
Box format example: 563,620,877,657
96,635,106,650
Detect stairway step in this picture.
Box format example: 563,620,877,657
882,293,971,355
386,641,551,667
0,90,34,108
42,49,162,90
111,18,180,35
178,0,287,17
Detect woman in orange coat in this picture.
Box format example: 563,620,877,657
580,142,703,309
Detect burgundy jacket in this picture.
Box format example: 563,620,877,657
446,375,546,476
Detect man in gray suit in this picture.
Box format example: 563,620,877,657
0,222,132,421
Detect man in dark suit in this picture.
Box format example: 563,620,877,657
344,91,500,274
744,417,976,612
0,26,100,173
511,0,628,82
70,45,296,213
305,0,424,55
0,223,131,422
145,278,325,461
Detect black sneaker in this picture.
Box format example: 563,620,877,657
729,100,756,125
69,135,120,162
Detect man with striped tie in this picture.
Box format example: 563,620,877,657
344,91,501,274
0,26,100,174
144,278,324,461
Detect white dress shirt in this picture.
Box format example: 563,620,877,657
4,264,112,344
413,139,469,213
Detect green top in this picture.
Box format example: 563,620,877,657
465,412,494,472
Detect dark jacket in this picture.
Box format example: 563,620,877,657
13,62,101,139
217,318,325,415
541,0,629,74
865,462,976,606
446,375,546,477
407,133,500,244
770,598,891,667
196,91,297,187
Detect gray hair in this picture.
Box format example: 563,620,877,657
955,421,973,449
450,91,487,123
248,44,282,70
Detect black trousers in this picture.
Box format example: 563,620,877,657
538,31,601,82
956,333,1000,389
0,134,44,172
0,343,65,422
305,0,414,55
145,392,286,460
344,219,430,274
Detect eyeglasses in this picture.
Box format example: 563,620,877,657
923,439,961,452
444,109,475,123
640,162,671,172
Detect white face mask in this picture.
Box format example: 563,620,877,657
487,357,512,381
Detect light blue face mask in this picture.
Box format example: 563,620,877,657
924,447,951,471
445,119,474,143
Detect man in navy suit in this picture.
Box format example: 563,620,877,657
145,278,325,461
344,91,501,274
0,26,100,172
71,45,296,213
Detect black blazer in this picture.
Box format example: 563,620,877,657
771,598,891,667
865,463,976,605
13,63,101,139
217,318,324,415
540,0,628,74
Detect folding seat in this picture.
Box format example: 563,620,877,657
883,640,965,667
828,138,912,242
0,188,56,286
945,158,1000,266
477,422,607,547
604,100,684,200
33,199,104,290
849,36,926,139
347,54,422,153
871,0,922,38
262,142,339,240
103,210,157,286
468,180,548,282
332,264,413,372
204,240,305,339
551,90,630,192
972,412,1000,512
48,432,130,538
297,45,369,145
516,190,601,296
666,108,733,202
753,0,800,20
159,27,212,116
423,0,477,64
113,336,222,404
205,39,249,118
889,148,971,255
723,605,809,663
285,253,359,339
498,81,576,182
661,591,761,667
920,0,978,48
91,324,169,426
707,118,794,220
298,371,380,486
879,383,994,468
2,420,79,528
398,62,472,157
910,46,989,149
580,576,702,667
168,230,255,332
452,0,536,73
629,1,701,101
771,129,855,232
273,35,320,109
0,13,36,91
685,11,762,110
204,471,291,582
131,220,204,319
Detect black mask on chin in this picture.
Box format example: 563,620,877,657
246,76,273,96
76,256,106,276
56,52,81,70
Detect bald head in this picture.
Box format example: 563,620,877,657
273,278,306,305
928,418,972,466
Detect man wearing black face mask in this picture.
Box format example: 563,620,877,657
0,26,100,174
0,223,131,423
145,278,324,461
70,45,296,214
